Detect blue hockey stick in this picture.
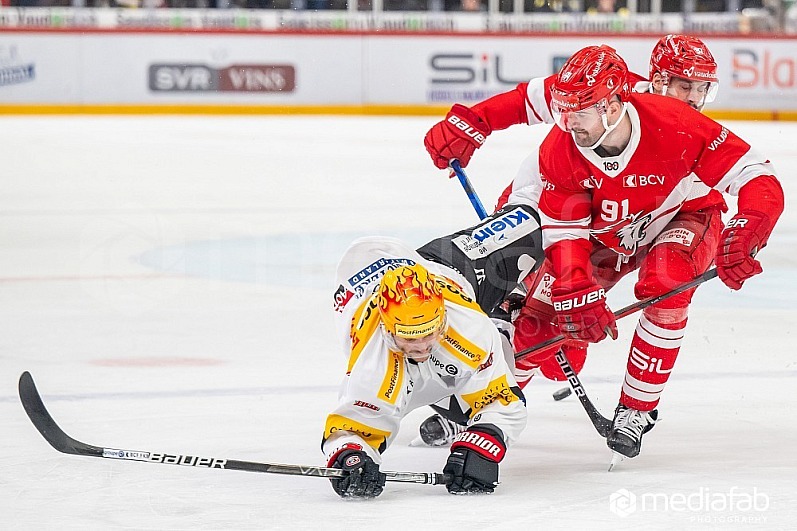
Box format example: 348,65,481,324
449,159,488,220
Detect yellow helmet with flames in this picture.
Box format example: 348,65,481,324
377,263,446,338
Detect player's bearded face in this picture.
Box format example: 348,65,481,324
391,326,445,362
560,106,606,147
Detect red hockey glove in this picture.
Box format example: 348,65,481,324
444,426,505,494
424,104,492,170
551,281,617,343
716,210,771,290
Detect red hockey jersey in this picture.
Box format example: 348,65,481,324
537,92,776,270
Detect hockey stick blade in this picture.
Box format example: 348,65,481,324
520,271,718,438
18,372,450,486
554,351,612,437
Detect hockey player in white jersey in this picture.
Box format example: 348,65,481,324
323,237,527,498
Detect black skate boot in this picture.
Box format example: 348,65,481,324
607,404,658,470
411,413,467,447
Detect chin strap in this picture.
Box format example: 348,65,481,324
578,101,628,151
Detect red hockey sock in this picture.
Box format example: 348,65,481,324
620,312,687,411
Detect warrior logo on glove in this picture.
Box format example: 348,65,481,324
344,454,362,467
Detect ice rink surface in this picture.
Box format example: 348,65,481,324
1,115,795,530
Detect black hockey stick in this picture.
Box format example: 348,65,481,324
515,268,718,437
554,350,612,437
450,166,612,435
451,167,717,437
18,372,450,486
514,267,718,360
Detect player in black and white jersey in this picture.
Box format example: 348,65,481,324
324,241,528,498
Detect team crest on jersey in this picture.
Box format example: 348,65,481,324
592,211,653,256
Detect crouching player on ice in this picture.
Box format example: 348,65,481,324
322,237,527,498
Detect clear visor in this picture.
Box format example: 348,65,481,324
703,81,719,103
381,316,447,361
661,77,719,108
552,101,606,132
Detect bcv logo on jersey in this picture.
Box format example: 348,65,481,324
623,174,666,187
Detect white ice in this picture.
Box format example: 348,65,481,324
1,115,795,530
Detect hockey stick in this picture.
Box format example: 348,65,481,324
18,372,450,486
513,267,719,360
449,160,488,219
515,268,718,437
451,166,717,437
449,164,610,435
512,268,717,437
554,350,612,437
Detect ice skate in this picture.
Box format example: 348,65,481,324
409,413,467,447
606,404,658,471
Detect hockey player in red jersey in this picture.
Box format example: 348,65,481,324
647,34,719,112
536,45,783,463
424,35,723,391
501,35,725,389
423,41,784,464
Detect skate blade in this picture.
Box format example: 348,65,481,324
608,452,625,472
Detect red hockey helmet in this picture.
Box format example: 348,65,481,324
550,45,631,117
650,34,718,102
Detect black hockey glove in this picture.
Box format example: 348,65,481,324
328,449,386,499
443,425,506,494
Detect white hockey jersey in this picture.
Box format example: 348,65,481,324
323,236,527,464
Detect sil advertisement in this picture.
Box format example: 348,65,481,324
0,32,794,113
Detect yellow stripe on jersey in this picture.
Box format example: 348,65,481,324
324,414,392,451
436,278,484,314
441,326,488,369
347,293,382,374
378,350,404,405
460,374,521,417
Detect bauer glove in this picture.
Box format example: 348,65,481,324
551,280,617,343
328,448,386,499
444,426,505,494
424,104,491,170
716,210,771,290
